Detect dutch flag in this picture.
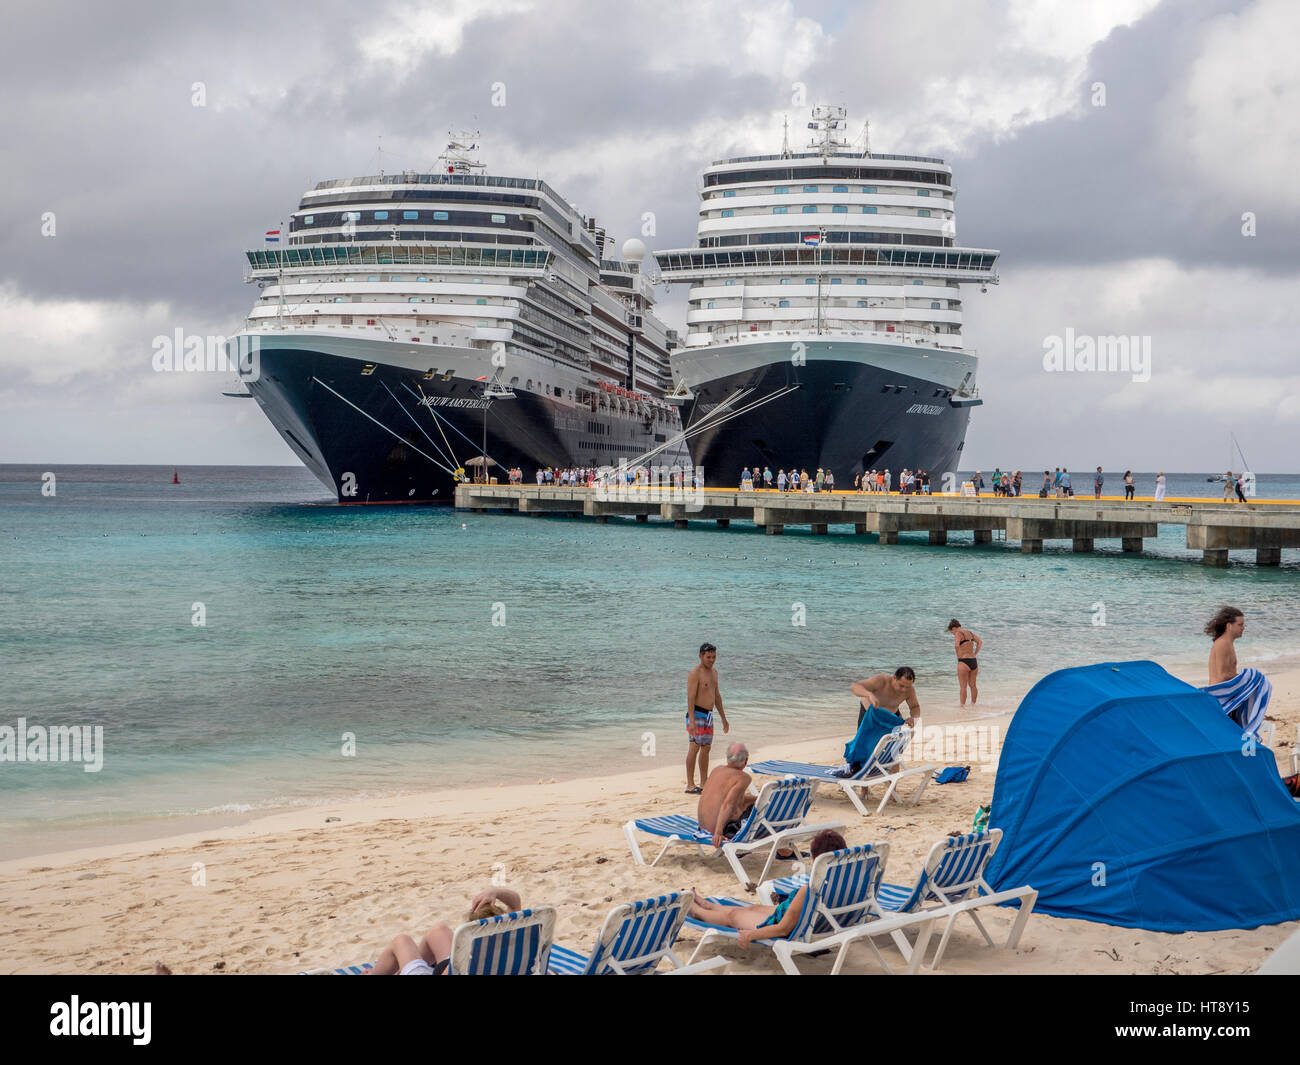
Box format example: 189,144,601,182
265,229,281,244
803,234,821,246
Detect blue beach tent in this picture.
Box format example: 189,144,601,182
985,660,1300,932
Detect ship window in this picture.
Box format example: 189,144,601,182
303,215,314,224
343,211,360,220
491,214,506,223
780,278,791,284
803,185,818,192
832,185,848,193
830,278,842,284
857,278,868,284
408,297,421,303
707,301,716,309
404,211,419,219
930,301,941,309
721,209,734,217
390,276,402,281
774,186,789,194
333,297,345,303
433,211,448,220
374,211,389,220
476,298,487,305
912,279,923,285
802,205,817,213
862,206,877,214
417,276,429,282
832,205,847,213
805,278,815,284
723,190,736,197
778,300,790,308
472,277,483,283
772,206,788,214
918,209,931,217
367,276,379,281
857,300,867,307
861,186,876,193
917,189,930,197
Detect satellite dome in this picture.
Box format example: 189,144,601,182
621,237,647,262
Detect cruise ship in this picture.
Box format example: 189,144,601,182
654,106,999,483
230,134,688,503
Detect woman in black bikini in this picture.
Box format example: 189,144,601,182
946,619,982,707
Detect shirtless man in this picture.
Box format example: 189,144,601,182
947,619,982,706
849,667,919,728
1205,606,1245,685
685,642,729,794
699,742,757,848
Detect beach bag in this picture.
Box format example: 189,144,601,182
934,766,970,784
973,804,991,832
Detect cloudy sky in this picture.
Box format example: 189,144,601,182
2,0,1296,471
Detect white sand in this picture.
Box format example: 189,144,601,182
1,662,1297,975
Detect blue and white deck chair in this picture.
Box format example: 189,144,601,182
547,891,726,975
623,776,844,890
685,843,936,975
764,829,1036,969
449,905,556,975
750,727,935,816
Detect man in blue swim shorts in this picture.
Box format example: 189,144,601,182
685,642,729,793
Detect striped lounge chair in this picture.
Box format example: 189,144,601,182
762,829,1037,969
685,843,937,975
749,727,936,816
298,906,556,976
547,891,726,975
623,776,844,890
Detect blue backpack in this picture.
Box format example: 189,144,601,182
934,766,971,784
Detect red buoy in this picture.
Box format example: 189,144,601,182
172,469,179,484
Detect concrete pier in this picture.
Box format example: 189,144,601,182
456,486,1300,568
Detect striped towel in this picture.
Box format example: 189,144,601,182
1202,668,1272,738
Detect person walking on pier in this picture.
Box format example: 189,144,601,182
1124,471,1135,500
763,466,772,489
1223,472,1235,502
686,642,729,794
777,469,788,492
947,619,982,707
1053,468,1063,497
884,469,892,494
1094,467,1104,500
825,469,835,492
1060,468,1073,497
1041,470,1051,497
1235,472,1249,503
1154,471,1166,500
1012,470,1022,496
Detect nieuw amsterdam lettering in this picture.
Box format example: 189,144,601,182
419,396,490,409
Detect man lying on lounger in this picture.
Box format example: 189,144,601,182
698,742,795,858
368,886,521,975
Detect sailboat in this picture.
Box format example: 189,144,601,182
1206,433,1254,494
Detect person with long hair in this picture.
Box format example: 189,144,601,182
947,619,982,707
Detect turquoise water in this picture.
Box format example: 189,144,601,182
1,464,1298,859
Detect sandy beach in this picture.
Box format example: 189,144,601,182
2,660,1298,976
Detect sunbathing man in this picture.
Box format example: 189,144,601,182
699,742,759,848
849,667,920,728
685,642,729,794
368,885,521,975
688,829,848,945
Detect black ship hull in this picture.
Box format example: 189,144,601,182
245,343,689,503
678,343,977,485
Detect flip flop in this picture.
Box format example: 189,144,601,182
684,786,702,794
